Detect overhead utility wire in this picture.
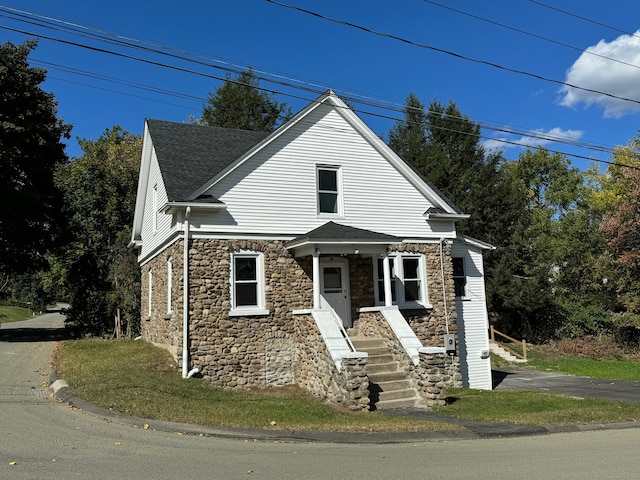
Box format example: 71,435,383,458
0,13,614,156
422,0,640,71
528,0,640,40
0,25,622,164
265,0,640,108
0,9,630,165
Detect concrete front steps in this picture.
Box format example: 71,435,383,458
349,336,421,410
489,341,528,363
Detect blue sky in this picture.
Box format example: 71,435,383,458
2,0,640,170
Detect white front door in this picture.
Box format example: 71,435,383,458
319,258,351,327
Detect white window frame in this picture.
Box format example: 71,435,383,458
452,257,468,299
167,256,173,313
373,253,430,308
147,269,153,317
229,251,269,317
152,184,158,233
316,165,343,217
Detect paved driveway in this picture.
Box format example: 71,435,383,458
493,367,640,403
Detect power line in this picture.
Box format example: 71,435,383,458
265,0,640,108
0,5,635,168
421,0,640,72
528,0,640,40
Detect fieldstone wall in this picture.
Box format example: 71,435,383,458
139,238,457,409
415,351,454,406
294,312,370,411
140,238,369,409
140,240,184,359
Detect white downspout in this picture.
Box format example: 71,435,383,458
313,248,321,310
182,207,197,378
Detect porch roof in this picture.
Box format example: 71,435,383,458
285,221,401,257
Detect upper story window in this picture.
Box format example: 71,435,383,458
317,165,342,216
452,257,467,298
373,253,429,308
230,251,270,317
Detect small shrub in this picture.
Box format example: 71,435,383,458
612,312,640,351
558,298,612,339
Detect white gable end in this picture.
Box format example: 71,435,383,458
196,102,455,238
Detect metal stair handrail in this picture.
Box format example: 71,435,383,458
490,325,527,361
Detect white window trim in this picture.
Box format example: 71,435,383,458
167,256,173,313
452,256,470,300
152,184,158,233
148,269,153,317
229,251,269,317
316,164,344,217
373,253,431,309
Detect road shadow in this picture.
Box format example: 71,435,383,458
491,369,512,389
0,325,72,343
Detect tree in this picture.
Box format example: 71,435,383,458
0,40,71,286
600,136,640,313
51,127,142,337
201,68,291,131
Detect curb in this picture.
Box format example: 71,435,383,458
47,370,640,444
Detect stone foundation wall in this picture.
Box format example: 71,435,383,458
294,313,370,411
139,238,456,409
141,240,184,360
415,351,455,406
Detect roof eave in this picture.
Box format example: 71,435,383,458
161,201,227,214
423,213,471,221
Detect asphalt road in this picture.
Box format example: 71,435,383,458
2,312,640,480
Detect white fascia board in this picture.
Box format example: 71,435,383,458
161,201,227,214
456,234,495,251
131,121,154,244
329,97,461,215
188,90,336,200
423,212,471,221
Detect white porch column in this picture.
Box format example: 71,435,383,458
313,249,321,310
383,252,393,307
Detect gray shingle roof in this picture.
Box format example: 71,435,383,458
289,221,400,244
146,120,269,201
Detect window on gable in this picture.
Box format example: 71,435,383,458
317,166,342,215
230,252,269,316
373,253,429,307
452,257,467,298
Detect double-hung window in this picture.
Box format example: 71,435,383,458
452,257,467,298
317,165,342,215
374,253,429,307
230,252,269,316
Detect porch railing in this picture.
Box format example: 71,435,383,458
490,325,527,361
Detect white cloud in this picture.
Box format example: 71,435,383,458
483,127,584,153
560,31,640,118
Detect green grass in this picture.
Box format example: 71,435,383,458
435,388,640,426
55,339,456,432
0,305,36,323
526,346,640,382
56,338,640,431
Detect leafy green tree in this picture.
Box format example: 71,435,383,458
201,68,291,131
51,127,142,337
0,40,71,287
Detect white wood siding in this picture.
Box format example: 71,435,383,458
138,148,177,261
196,105,456,239
451,242,492,390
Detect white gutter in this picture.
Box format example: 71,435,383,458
182,207,198,378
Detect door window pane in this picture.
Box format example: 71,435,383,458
323,267,342,293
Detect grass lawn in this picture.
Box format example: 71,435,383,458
54,339,457,432
435,388,640,426
526,343,640,383
55,338,640,431
0,305,36,324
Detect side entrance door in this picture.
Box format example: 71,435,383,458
319,258,351,328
